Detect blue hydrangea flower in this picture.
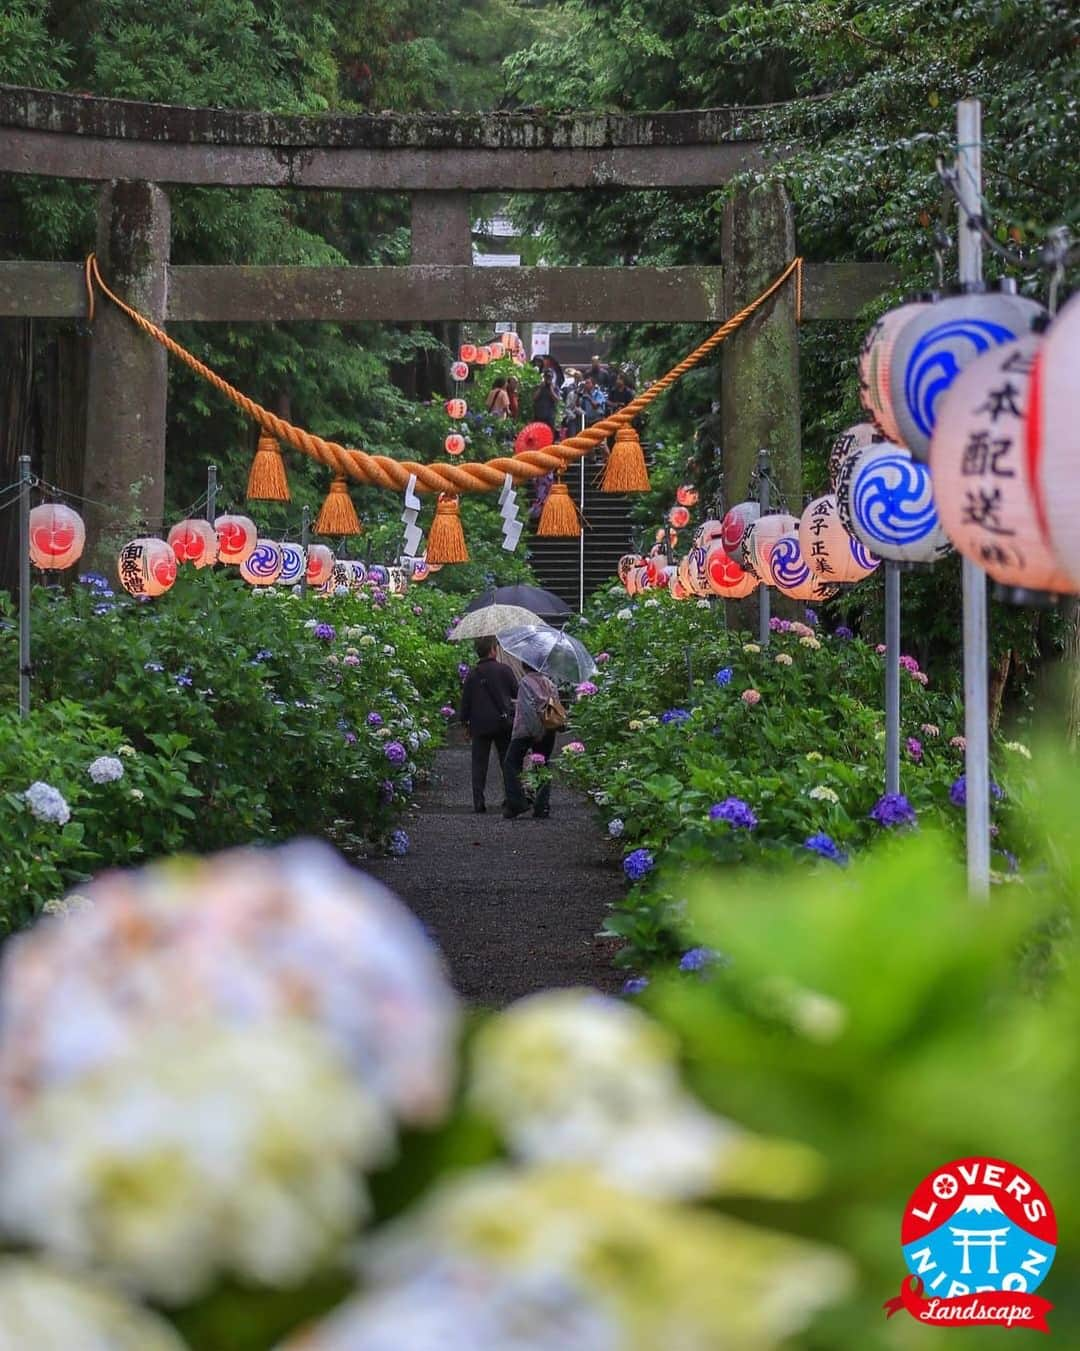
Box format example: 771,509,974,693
949,775,1005,807
608,818,625,839
623,848,655,883
367,711,383,727
804,608,819,626
709,797,758,830
803,832,848,864
314,622,336,641
174,673,193,688
254,648,273,662
714,667,734,687
379,779,395,804
660,708,691,725
679,946,718,972
388,829,409,857
869,792,916,827
78,572,111,591
400,775,414,796
143,661,164,673
834,625,854,640
621,976,650,996
92,603,114,616
384,741,407,766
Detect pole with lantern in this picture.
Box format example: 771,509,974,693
956,98,991,899
757,447,771,646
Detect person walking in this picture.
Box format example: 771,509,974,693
485,377,511,420
532,370,561,434
459,637,518,813
503,662,563,820
506,375,521,419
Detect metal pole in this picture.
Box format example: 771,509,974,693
957,97,990,899
757,448,771,647
300,504,310,598
884,562,901,794
578,441,586,614
205,464,218,524
17,455,31,718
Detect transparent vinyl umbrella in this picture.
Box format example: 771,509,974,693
496,624,597,684
448,604,541,641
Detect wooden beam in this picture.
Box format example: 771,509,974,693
0,262,898,323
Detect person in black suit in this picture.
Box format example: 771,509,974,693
459,637,519,813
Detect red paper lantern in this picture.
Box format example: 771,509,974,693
473,347,489,367
720,502,760,566
117,538,176,597
168,518,218,568
488,344,503,360
445,433,466,456
450,361,469,382
668,506,691,529
445,398,467,419
306,544,335,587
28,503,85,571
214,514,258,565
459,344,478,363
514,422,555,456
676,484,699,508
668,568,691,601
704,544,758,599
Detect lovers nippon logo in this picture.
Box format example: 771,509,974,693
885,1157,1056,1333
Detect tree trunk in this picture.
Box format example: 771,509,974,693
0,318,38,601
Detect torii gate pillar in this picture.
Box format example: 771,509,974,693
84,180,171,553
721,182,801,510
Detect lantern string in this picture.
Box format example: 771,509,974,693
935,159,1077,277
83,252,804,497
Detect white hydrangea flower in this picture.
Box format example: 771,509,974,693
88,756,125,785
696,599,710,608
23,782,70,826
129,788,144,802
117,744,137,758
808,786,839,804
608,819,625,839
0,841,459,1130
357,1166,853,1351
360,635,377,646
277,1257,617,1351
742,642,761,654
615,608,632,621
468,991,820,1203
775,653,793,666
0,1022,387,1302
1003,740,1032,759
0,1259,184,1350
407,733,420,752
383,644,396,656
644,598,660,608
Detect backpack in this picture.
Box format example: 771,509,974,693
539,689,568,732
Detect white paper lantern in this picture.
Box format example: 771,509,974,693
799,494,880,584
931,330,1073,599
214,514,258,565
691,518,726,551
277,542,306,586
617,554,643,587
117,538,176,597
1029,290,1080,592
410,557,430,583
704,543,759,599
239,539,284,586
843,443,952,565
668,567,691,601
768,532,839,602
168,518,218,569
858,299,932,443
306,544,335,587
744,512,798,581
386,566,408,595
719,502,759,566
28,503,85,571
827,422,885,491
888,288,1045,460
684,545,711,597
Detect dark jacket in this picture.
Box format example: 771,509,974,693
460,658,519,736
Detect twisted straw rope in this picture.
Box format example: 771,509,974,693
85,254,802,496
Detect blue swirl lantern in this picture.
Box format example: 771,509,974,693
239,539,284,586
843,443,953,565
277,541,306,586
768,532,840,602
889,285,1045,460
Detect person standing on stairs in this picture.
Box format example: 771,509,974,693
460,637,519,814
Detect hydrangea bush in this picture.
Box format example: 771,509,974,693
559,591,1032,968
0,572,463,926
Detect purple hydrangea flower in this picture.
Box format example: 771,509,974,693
400,775,414,796
709,797,758,830
949,775,1004,807
384,740,407,766
660,708,690,725
388,829,409,857
621,975,650,996
623,848,655,883
367,711,383,727
372,588,387,605
440,704,456,719
869,793,917,828
314,622,336,641
379,779,395,804
714,667,734,687
906,737,923,764
834,625,854,640
595,652,611,664
769,617,792,633
803,832,847,864
576,681,598,697
679,946,718,972
458,662,470,681
343,731,357,745
804,608,819,627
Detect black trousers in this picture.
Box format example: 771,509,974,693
471,730,511,810
504,730,557,816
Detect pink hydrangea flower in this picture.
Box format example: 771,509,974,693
563,741,586,754
912,670,929,686
875,644,887,655
741,688,762,706
899,654,920,673
595,652,611,664
575,681,598,698
950,735,966,750
527,752,547,767
921,723,940,737
789,621,813,638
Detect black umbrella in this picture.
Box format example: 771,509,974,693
464,584,571,625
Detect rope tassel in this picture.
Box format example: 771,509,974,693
314,473,362,536
427,493,469,563
537,477,581,537
602,425,650,492
246,432,290,502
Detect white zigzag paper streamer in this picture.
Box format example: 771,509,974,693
500,473,522,551
401,473,423,557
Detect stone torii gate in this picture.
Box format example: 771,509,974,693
0,83,895,549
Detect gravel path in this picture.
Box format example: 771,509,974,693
363,737,625,1006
